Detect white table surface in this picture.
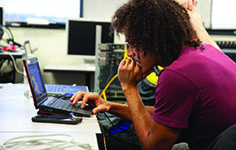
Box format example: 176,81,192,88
0,83,101,150
44,64,96,72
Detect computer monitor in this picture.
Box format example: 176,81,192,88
0,7,3,25
211,1,236,30
196,1,236,33
0,7,4,40
66,19,114,62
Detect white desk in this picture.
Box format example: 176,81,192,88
0,83,101,150
0,49,25,59
44,64,96,72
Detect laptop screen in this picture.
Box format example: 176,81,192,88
28,62,47,98
23,57,47,104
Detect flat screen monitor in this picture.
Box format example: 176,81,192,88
0,7,3,25
196,0,236,34
67,19,114,61
211,1,236,30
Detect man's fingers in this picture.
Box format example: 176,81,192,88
193,0,198,6
187,0,193,10
120,59,126,67
81,93,91,108
70,92,85,105
70,94,75,101
92,105,110,114
175,0,198,11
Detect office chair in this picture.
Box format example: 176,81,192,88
208,124,236,150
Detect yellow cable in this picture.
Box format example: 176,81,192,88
100,44,134,101
100,74,118,100
100,44,163,101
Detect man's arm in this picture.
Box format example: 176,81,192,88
122,86,180,150
188,7,221,50
114,57,181,150
175,0,198,10
107,101,154,121
70,91,154,121
176,0,220,50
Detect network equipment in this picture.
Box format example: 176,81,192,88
216,40,236,63
215,41,236,49
94,43,126,101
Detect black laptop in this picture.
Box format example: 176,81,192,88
22,57,92,117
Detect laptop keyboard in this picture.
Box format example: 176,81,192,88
42,97,91,116
47,98,80,109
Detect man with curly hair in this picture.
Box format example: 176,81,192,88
71,0,236,149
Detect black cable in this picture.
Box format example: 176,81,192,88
103,112,133,150
4,26,14,41
103,112,122,140
3,26,22,47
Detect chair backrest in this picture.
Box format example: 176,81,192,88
208,124,236,150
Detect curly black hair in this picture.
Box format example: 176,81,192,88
110,0,202,67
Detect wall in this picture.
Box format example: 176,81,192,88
4,0,127,91
9,27,87,86
83,0,127,21
3,0,236,90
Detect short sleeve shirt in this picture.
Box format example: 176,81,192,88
153,44,236,150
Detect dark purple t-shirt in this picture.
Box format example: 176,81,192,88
153,44,236,150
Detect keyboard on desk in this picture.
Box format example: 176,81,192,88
215,40,236,63
45,84,88,94
216,41,236,49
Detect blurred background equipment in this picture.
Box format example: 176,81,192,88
95,43,126,101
